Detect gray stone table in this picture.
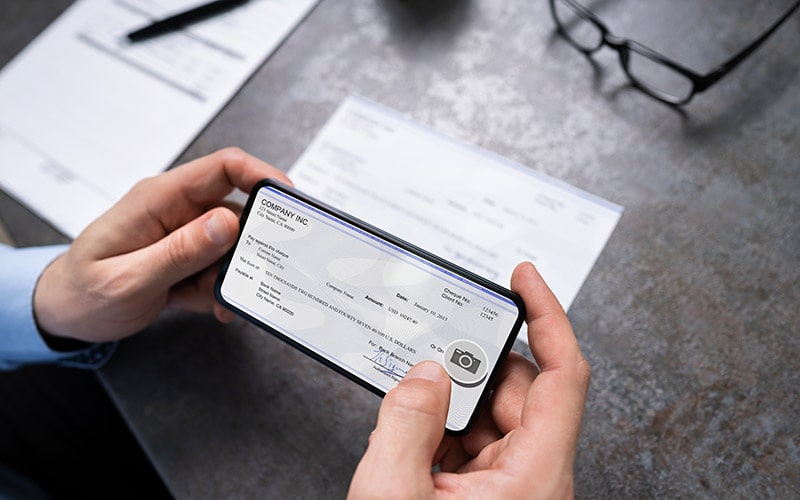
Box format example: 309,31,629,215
1,0,798,497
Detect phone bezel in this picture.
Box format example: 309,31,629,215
214,178,526,434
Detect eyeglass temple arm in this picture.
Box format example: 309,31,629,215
696,0,800,91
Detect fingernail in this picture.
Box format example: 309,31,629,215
404,361,447,383
205,212,231,246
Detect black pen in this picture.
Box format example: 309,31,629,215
126,0,249,42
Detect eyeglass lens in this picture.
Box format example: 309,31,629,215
552,0,695,104
624,50,695,103
551,0,603,51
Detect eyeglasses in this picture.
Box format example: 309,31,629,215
549,0,800,105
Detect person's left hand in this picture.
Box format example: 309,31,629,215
33,147,290,343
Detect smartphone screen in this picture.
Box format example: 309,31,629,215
215,179,525,433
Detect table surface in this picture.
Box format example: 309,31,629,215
2,0,799,497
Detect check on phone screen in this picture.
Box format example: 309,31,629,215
216,180,525,433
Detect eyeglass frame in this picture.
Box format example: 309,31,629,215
549,0,800,105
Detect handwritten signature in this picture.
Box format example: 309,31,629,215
365,349,408,380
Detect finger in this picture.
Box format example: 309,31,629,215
349,362,450,498
157,147,291,214
438,440,472,472
511,262,582,373
459,400,502,458
78,148,289,259
452,355,541,472
119,207,240,294
510,262,590,466
372,361,450,465
216,199,246,218
167,264,223,313
214,302,237,323
486,352,539,433
458,351,537,459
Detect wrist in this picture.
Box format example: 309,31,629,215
32,252,83,344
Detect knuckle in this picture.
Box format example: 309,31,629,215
217,146,247,165
165,229,196,272
130,174,160,194
577,355,592,389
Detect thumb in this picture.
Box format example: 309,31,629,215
131,207,239,291
348,361,450,499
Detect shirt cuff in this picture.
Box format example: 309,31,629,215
0,244,115,370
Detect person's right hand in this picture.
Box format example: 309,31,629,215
348,262,591,499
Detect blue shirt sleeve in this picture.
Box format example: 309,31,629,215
0,244,115,370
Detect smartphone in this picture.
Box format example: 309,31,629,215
215,179,526,434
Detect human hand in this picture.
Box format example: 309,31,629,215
348,262,590,499
34,147,290,343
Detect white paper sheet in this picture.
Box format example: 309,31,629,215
289,96,623,324
0,0,319,238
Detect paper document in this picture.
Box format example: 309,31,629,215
0,0,319,238
289,96,623,323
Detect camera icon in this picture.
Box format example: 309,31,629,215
443,340,488,388
450,348,481,374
